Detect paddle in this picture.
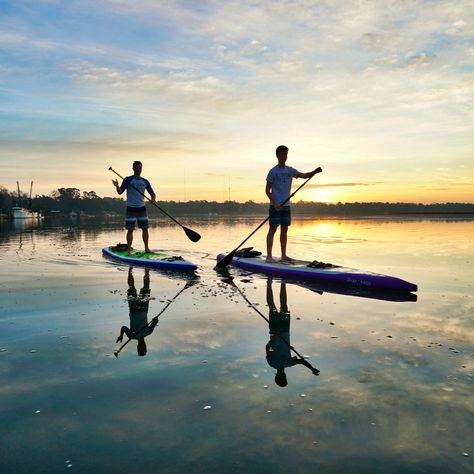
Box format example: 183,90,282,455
227,277,320,376
216,167,322,268
109,167,201,243
114,280,195,357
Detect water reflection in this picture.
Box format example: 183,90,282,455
114,267,198,357
116,267,157,357
0,217,472,473
289,279,418,302
265,278,320,387
217,267,322,385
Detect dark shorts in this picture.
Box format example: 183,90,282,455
125,206,149,230
269,206,291,227
269,309,291,334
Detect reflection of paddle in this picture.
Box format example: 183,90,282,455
114,280,194,357
109,167,201,243
223,274,320,376
216,167,322,268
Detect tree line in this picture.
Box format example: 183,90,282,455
1,186,473,216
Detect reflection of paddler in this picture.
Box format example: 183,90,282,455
116,268,158,356
265,278,318,387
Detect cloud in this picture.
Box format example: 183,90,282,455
305,182,383,189
0,0,473,202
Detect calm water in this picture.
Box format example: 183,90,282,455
0,216,473,473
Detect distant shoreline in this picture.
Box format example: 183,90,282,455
2,211,474,220
1,188,474,218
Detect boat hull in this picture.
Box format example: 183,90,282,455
11,207,41,219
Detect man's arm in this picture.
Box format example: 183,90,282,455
148,316,158,332
294,357,320,375
266,337,275,356
145,180,156,202
266,181,278,207
112,179,125,195
116,326,133,343
296,167,322,179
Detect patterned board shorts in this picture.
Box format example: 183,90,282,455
125,206,149,230
269,205,291,227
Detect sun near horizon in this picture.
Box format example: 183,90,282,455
1,2,473,205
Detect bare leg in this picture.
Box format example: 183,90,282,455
126,229,133,255
280,225,289,260
142,228,150,253
266,278,276,310
266,226,278,262
280,282,288,312
143,268,150,290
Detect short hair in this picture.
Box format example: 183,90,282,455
133,161,142,167
275,145,288,157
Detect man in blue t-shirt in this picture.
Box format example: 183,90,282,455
112,161,156,255
265,145,321,262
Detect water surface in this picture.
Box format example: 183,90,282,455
0,216,473,473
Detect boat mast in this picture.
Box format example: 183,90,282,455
29,181,33,209
17,181,22,206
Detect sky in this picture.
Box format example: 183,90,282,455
0,0,473,203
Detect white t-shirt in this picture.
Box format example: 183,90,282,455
266,332,298,369
266,165,299,207
120,176,155,208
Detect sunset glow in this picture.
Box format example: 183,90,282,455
1,1,473,203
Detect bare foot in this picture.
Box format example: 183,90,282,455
144,249,151,254
280,256,295,263
265,256,277,263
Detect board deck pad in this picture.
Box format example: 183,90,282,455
103,246,197,271
216,253,417,292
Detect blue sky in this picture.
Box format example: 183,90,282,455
1,0,473,202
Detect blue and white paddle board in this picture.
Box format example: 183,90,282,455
103,247,197,272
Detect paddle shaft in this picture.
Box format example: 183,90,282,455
109,167,201,242
232,282,319,373
114,281,192,357
216,168,321,268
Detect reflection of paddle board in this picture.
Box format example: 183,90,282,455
285,279,417,302
216,253,417,292
103,247,197,271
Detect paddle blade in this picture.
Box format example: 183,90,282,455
216,250,236,269
183,226,201,242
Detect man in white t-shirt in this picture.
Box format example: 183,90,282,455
112,161,156,255
265,145,321,262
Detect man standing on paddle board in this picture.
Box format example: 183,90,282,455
112,161,156,255
265,145,320,262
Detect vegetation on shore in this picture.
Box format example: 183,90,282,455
1,186,473,217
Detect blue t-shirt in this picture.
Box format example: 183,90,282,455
266,165,299,207
120,176,155,208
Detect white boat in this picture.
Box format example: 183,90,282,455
11,181,42,219
11,206,41,219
